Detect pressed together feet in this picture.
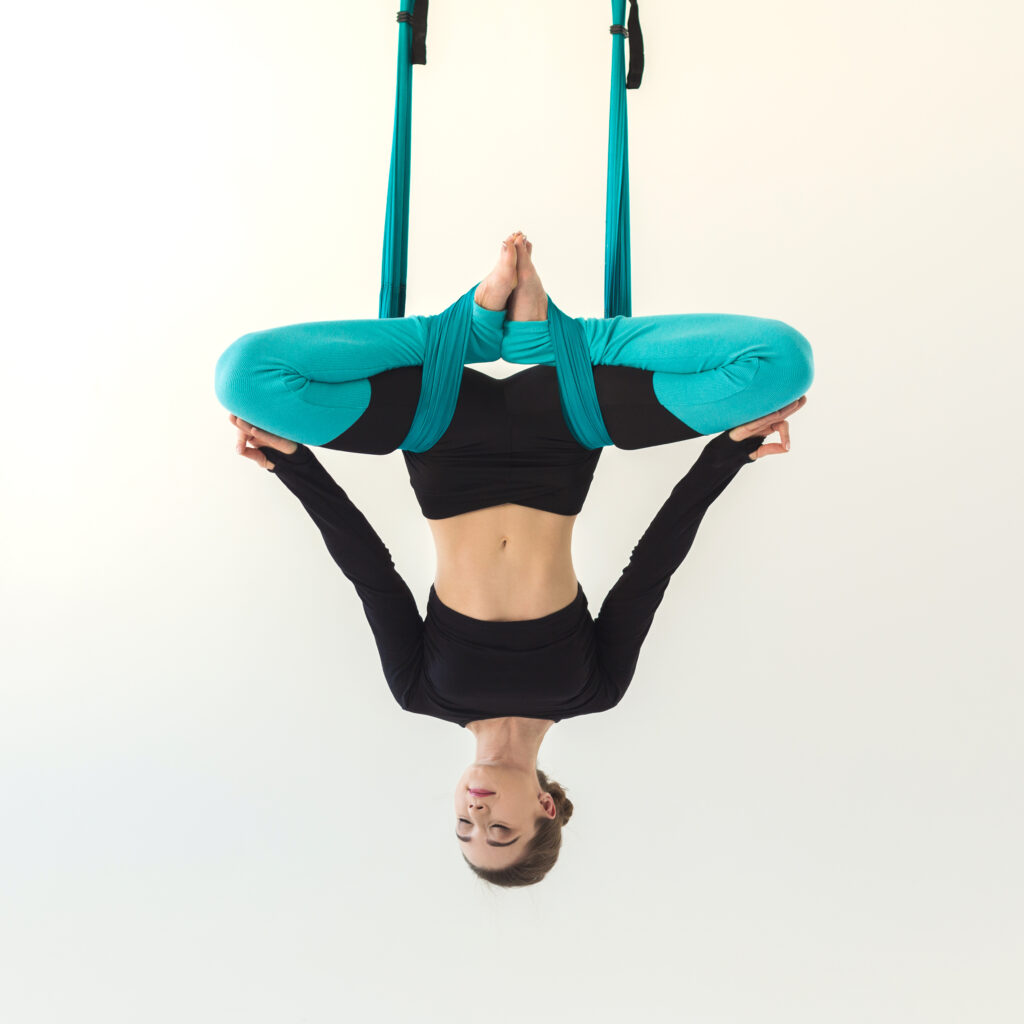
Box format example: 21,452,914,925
239,232,547,470
474,232,548,321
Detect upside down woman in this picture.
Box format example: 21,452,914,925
214,232,813,887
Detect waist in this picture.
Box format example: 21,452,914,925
429,504,578,620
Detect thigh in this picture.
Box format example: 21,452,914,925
321,366,424,455
499,361,701,452
214,316,430,445
581,312,814,434
592,365,702,449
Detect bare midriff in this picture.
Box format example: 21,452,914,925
428,504,579,622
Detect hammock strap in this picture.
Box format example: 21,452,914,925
605,0,643,319
399,284,476,453
549,298,615,451
379,1,429,319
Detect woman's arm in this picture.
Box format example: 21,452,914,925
232,418,423,708
594,397,806,705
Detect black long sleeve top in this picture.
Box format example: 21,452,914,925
264,431,764,727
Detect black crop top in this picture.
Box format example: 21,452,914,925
403,365,602,519
321,364,705,520
264,429,763,727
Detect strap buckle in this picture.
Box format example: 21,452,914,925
616,1,645,90
396,1,429,66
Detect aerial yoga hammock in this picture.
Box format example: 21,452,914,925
215,0,813,451
214,2,814,888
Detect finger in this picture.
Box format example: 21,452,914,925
778,418,791,451
247,424,284,452
747,417,780,442
758,397,804,429
745,410,784,436
731,394,805,440
240,444,272,470
750,441,788,460
752,395,805,432
776,397,803,419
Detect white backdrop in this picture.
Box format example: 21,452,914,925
3,1,1022,1021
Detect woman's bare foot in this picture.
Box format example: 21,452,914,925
506,233,548,321
474,233,520,311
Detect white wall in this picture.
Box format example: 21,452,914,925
3,1,1022,1021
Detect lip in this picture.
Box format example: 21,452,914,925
468,788,495,796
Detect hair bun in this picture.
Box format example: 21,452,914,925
556,788,574,826
539,773,574,826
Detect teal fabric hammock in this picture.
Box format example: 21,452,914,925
379,0,645,452
605,0,645,318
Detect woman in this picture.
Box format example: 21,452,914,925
215,233,813,887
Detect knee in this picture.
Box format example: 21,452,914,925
762,320,814,397
214,330,273,413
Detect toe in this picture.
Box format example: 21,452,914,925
500,239,518,272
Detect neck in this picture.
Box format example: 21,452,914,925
466,716,554,772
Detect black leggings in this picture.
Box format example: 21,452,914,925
324,364,700,455
320,364,705,519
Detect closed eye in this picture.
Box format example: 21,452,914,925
454,820,520,848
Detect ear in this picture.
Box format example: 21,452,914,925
538,790,557,819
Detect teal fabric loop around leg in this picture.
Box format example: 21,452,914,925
399,285,478,452
547,298,615,451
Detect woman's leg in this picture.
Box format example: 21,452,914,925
215,313,435,446
577,312,813,436
501,237,814,441
591,365,703,450
213,238,519,446
319,365,424,455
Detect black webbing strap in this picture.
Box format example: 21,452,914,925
610,0,645,89
396,0,429,65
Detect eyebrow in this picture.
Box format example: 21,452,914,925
455,832,520,848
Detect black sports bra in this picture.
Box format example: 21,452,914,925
325,363,698,520
403,364,601,519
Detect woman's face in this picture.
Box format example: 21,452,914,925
453,763,556,871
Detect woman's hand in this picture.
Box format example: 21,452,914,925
729,395,808,461
229,414,298,471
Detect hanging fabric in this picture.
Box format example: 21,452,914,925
378,2,646,451
605,0,644,319
380,0,429,319
547,0,645,449
379,0,465,454
548,300,615,450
